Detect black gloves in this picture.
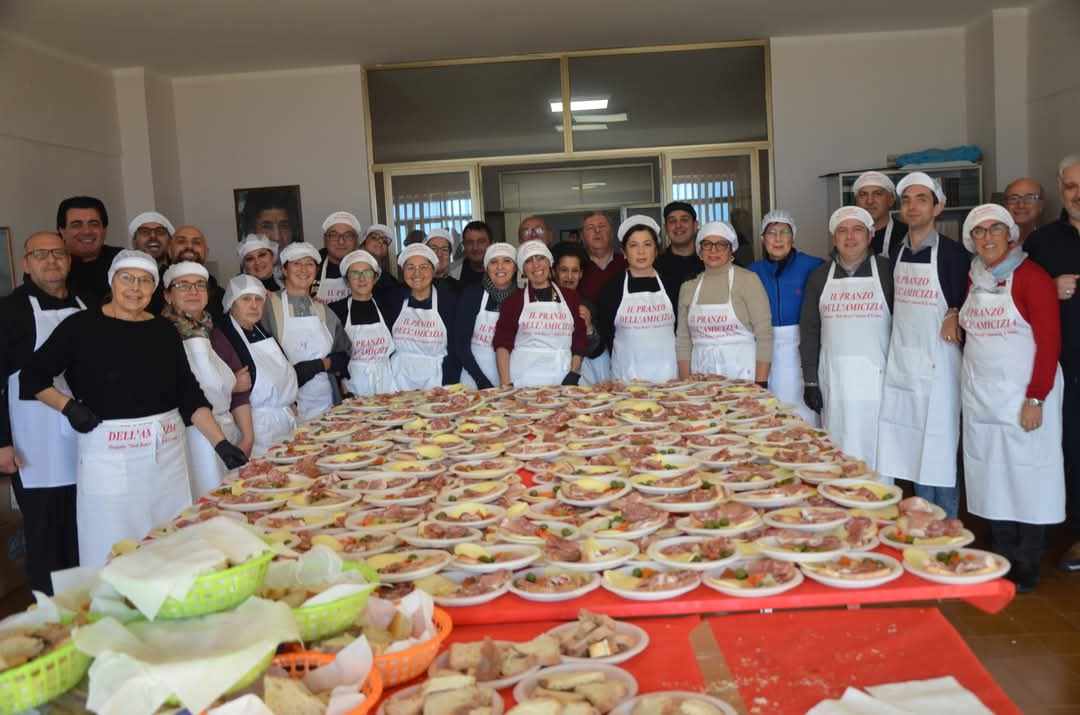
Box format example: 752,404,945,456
328,352,350,375
804,384,824,413
561,371,582,386
215,440,248,469
62,400,101,434
294,359,326,386
755,380,769,390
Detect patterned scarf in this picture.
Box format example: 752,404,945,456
161,303,214,340
482,274,515,308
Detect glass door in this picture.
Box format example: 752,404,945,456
383,167,481,251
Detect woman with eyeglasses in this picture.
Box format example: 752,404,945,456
959,204,1064,592
676,222,772,383
161,262,254,497
315,211,361,305
328,249,403,395
454,243,518,389
21,250,246,566
389,243,460,390
749,210,824,423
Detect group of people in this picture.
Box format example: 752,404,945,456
1,156,1078,595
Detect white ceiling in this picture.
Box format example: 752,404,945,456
0,0,1025,76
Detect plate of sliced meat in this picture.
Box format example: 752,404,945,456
544,537,639,572
450,543,542,573
601,564,701,601
428,502,507,529
880,519,974,552
629,453,699,478
581,494,669,539
436,480,509,505
840,516,880,551
693,446,755,469
235,467,312,494
800,553,903,589
702,557,804,597
902,548,1010,585
510,568,602,602
264,441,326,465
644,484,724,513
558,477,633,507
647,536,739,571
526,500,598,524
498,518,581,544
629,472,702,495
506,441,566,461
364,480,440,507
344,505,424,532
676,502,763,536
366,549,452,583
209,485,290,512
710,462,786,492
422,572,514,609
763,506,850,531
756,529,849,563
452,458,523,480
730,480,814,508
398,521,484,548
818,479,902,509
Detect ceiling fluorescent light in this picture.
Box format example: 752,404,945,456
550,98,609,113
573,113,628,124
555,124,609,132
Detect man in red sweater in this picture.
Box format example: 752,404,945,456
578,211,626,303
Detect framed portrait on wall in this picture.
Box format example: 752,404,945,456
1,226,16,297
233,185,304,252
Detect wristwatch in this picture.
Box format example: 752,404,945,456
1025,398,1043,407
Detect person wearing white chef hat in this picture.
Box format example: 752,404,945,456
315,211,361,305
852,171,907,257
876,172,970,517
676,221,772,383
219,275,299,457
454,242,518,389
129,210,175,313
237,234,282,292
20,249,245,566
326,249,401,396
389,243,460,390
260,242,351,419
360,223,404,304
493,240,588,387
958,203,1065,591
799,207,894,470
160,261,254,497
424,228,460,295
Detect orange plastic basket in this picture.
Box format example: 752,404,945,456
271,652,383,715
372,608,453,687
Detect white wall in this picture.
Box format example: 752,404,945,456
965,16,996,197
146,70,184,223
172,66,371,276
770,28,968,257
989,9,1029,191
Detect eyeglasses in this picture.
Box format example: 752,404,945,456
25,248,69,260
170,280,208,293
403,263,433,274
970,223,1011,240
325,231,358,243
522,227,546,238
699,240,732,253
136,226,170,238
347,269,376,281
1004,193,1042,206
428,245,452,257
364,234,390,245
764,228,794,239
115,272,156,288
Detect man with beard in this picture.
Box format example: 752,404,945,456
56,196,120,302
655,201,704,324
129,211,174,313
168,225,227,324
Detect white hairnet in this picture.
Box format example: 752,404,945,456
237,234,278,261
828,206,875,235
127,211,174,241
425,228,456,250
108,249,160,288
617,215,661,243
223,274,267,311
363,224,392,241
517,240,554,273
397,242,438,268
322,211,362,235
162,261,209,287
340,249,381,277
483,242,517,268
852,171,896,196
896,172,946,206
761,210,797,240
962,204,1019,253
696,221,738,254
279,242,321,266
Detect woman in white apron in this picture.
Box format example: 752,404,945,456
238,234,282,292
390,243,460,391
330,249,396,395
314,211,361,305
222,275,299,458
264,242,351,421
748,210,824,424
676,222,772,383
959,204,1065,591
494,240,586,387
161,262,254,498
22,250,246,567
808,207,893,470
455,243,517,389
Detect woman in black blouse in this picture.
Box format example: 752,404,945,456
21,250,247,566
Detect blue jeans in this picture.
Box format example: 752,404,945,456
912,483,960,519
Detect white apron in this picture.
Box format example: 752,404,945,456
611,272,677,383
76,409,191,567
877,244,962,487
509,285,574,387
344,297,396,396
7,296,84,488
460,291,500,390
959,273,1065,524
818,259,892,472
768,324,819,426
182,335,240,498
233,317,298,458
580,351,611,387
687,267,757,379
315,259,350,305
278,295,334,420
390,291,448,391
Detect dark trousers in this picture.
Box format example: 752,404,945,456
11,475,78,594
1064,372,1080,531
988,520,1045,577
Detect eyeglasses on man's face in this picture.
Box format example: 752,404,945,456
1004,193,1041,206
26,248,69,260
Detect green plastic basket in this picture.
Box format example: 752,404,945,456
293,584,377,642
341,559,380,583
164,647,275,707
155,551,274,620
0,639,92,715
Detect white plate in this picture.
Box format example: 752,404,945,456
675,513,763,537
800,552,904,589
513,662,639,710
553,464,624,479
693,447,755,469
629,454,700,479
901,548,1011,585
792,467,846,485
236,473,314,494
730,484,815,509
583,517,667,541
428,570,513,607
701,558,805,598
370,549,452,583
644,489,724,513
253,509,335,532
285,492,360,511
214,494,290,512
315,452,381,471
398,524,484,548
880,526,976,553
763,506,850,532
509,568,602,602
429,503,507,529
611,692,736,715
363,489,435,507
450,544,542,573
436,481,509,505
378,460,445,479
498,521,581,544
376,681,503,715
601,565,701,601
428,640,539,688
452,459,523,480
818,479,902,509
647,536,740,572
544,621,649,665
558,477,633,507
629,474,702,496
506,442,566,461
546,539,639,572
566,443,620,457
755,536,850,563
344,509,423,532
264,444,326,464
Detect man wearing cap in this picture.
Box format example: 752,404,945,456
656,201,705,318
166,225,227,324
315,211,361,305
129,211,175,314
450,221,493,286
876,172,969,512
424,228,460,295
1003,177,1046,243
0,231,90,591
57,196,121,302
853,171,907,258
238,234,282,292
1025,154,1080,571
578,212,627,304
801,207,894,468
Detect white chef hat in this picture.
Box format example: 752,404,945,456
617,215,661,243
162,261,209,288
237,234,278,261
696,221,739,254
127,211,175,241
828,206,875,235
340,249,381,276
279,241,322,266
223,274,267,311
397,242,439,268
761,209,797,240
896,172,946,206
363,224,392,242
852,171,896,196
108,249,160,288
321,211,362,235
424,227,456,250
483,242,517,268
961,203,1019,253
516,240,554,273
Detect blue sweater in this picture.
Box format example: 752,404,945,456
750,250,824,326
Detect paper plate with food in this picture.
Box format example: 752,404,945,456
344,505,424,532
646,535,738,572
264,441,326,464
729,480,814,509
610,691,737,715
398,521,483,549
377,459,446,480
551,462,624,479
364,481,440,507
702,557,803,598
629,472,701,495
818,479,902,509
628,453,698,478
799,552,903,589
314,449,384,471
377,674,502,715
366,549,451,583
252,509,335,533
235,470,313,494
450,543,542,573
333,474,418,497
513,662,639,714
509,567,602,602
755,529,849,563
428,502,507,529
498,518,580,544
527,499,598,524
429,634,559,689
692,446,755,469
295,531,400,560
437,480,509,505
210,484,291,512
601,564,700,601
455,416,510,439
286,487,359,511
544,610,649,665
762,506,850,532
416,570,514,607
506,441,566,461
583,497,668,539
902,548,1010,585
449,441,508,462
676,502,763,537
791,465,847,485
710,462,787,492
880,517,974,552
644,484,724,513
452,457,523,480
557,477,632,507
544,537,639,572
